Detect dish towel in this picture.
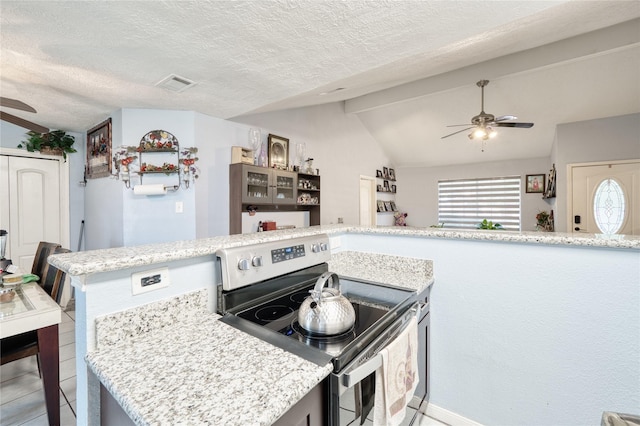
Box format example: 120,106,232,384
373,316,419,426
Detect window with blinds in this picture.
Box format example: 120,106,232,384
438,176,521,230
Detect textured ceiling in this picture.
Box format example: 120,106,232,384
1,1,639,167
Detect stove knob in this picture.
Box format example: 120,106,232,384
237,258,250,271
320,243,328,251
311,243,321,253
252,256,263,267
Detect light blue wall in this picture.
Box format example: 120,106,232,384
194,112,254,237
342,233,640,425
119,109,197,246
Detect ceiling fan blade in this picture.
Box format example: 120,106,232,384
441,126,474,139
0,111,49,133
494,122,534,128
446,124,474,128
0,97,37,113
494,115,517,122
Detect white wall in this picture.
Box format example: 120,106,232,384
397,157,552,230
233,102,393,226
554,113,640,231
343,233,640,426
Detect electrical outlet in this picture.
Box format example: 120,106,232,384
175,201,184,213
131,267,170,295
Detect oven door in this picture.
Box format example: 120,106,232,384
327,302,420,426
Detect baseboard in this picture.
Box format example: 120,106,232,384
410,396,484,426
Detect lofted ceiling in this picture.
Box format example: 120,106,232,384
1,1,639,167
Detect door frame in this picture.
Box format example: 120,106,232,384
359,175,377,226
0,147,71,257
566,158,640,234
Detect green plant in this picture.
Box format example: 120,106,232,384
477,219,503,230
18,130,77,159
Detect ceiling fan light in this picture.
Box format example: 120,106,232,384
473,128,487,139
487,127,497,138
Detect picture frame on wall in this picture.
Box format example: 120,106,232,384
383,180,390,191
391,184,397,193
268,134,289,169
86,118,112,179
377,184,383,192
377,200,386,212
388,168,396,180
383,167,389,179
390,201,397,211
376,169,383,178
526,174,545,193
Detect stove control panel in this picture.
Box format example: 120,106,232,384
216,234,331,291
271,243,306,263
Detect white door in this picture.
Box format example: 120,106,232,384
3,155,61,271
570,161,640,235
359,176,376,226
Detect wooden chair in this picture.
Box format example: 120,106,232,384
1,247,70,368
31,241,61,280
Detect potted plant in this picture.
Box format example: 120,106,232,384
477,219,504,230
17,130,77,160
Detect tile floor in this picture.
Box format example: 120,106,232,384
1,309,446,426
1,309,77,426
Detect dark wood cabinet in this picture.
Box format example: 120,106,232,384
229,164,321,234
272,380,326,426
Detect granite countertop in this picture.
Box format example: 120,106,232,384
328,251,434,293
87,291,333,426
49,225,640,277
86,253,433,425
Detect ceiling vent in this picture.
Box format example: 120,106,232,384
155,74,197,92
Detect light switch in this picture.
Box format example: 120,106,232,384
175,201,184,213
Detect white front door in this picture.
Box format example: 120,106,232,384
570,160,640,235
2,155,61,271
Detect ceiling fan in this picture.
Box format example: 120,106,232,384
441,79,533,141
0,97,49,133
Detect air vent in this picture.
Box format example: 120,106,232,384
155,74,197,92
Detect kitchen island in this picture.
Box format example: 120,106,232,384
49,226,640,426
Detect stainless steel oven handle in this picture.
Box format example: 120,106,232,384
341,303,418,388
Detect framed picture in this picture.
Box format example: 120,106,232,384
390,201,397,211
268,134,289,169
526,174,545,193
377,184,383,192
388,168,396,181
86,118,112,178
383,167,389,179
391,184,397,193
376,169,383,178
377,200,386,212
383,180,390,191
384,201,393,212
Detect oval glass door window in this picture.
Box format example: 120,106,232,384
593,178,626,234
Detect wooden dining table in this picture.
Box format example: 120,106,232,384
0,282,62,426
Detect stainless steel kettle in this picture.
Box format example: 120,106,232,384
298,271,356,335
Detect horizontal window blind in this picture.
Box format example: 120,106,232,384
438,176,521,230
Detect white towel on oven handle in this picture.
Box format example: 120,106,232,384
373,316,419,426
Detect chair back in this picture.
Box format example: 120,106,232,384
39,247,70,304
31,241,61,277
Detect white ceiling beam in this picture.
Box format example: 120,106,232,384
345,18,640,114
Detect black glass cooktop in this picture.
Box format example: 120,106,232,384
236,284,389,357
